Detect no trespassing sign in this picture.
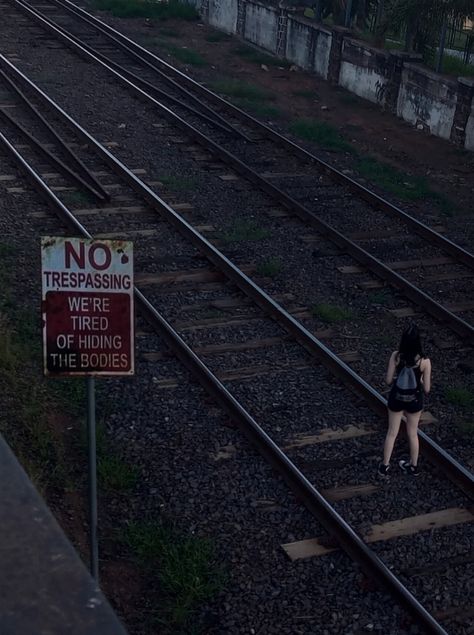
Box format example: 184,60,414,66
41,237,134,377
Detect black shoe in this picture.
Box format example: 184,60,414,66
378,463,390,477
399,460,420,476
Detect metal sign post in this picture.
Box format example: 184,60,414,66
87,375,99,581
41,237,134,581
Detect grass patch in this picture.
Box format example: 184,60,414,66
256,257,282,277
232,43,290,68
90,0,199,20
356,156,455,213
159,174,198,191
205,29,232,43
160,42,207,66
98,455,138,491
223,219,270,242
80,419,138,492
311,303,353,323
123,520,225,628
51,378,86,417
234,99,281,118
445,386,474,409
289,119,355,153
210,80,272,103
436,55,474,78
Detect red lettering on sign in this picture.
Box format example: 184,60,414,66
64,241,112,271
65,241,85,269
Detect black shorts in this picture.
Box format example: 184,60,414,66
387,390,423,414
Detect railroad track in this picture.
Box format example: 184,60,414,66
0,48,473,633
2,0,474,348
2,0,473,475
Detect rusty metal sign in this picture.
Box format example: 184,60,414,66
41,237,134,376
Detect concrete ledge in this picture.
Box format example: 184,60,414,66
0,435,128,635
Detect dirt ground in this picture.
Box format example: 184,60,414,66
99,13,474,227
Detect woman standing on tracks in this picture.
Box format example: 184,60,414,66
378,324,431,477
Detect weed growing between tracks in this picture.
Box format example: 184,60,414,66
257,256,283,277
356,156,456,215
222,218,271,242
122,520,226,632
159,174,199,191
445,386,474,409
62,190,96,207
311,302,353,323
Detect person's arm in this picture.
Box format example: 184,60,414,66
421,358,431,394
385,351,398,385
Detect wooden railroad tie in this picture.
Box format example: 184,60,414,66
282,507,474,560
282,412,437,450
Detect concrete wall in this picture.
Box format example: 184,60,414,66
339,39,390,105
207,0,238,33
285,18,331,78
195,0,474,150
465,103,474,151
244,2,279,54
398,64,458,140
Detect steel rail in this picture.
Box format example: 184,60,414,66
0,65,109,201
2,51,472,501
4,5,474,347
0,107,105,202
45,0,474,270
18,0,249,141
0,128,451,635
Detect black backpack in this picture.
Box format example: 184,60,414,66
394,363,420,403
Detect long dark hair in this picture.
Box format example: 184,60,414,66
398,324,423,367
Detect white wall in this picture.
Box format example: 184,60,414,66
286,18,311,69
339,40,389,105
244,1,279,54
398,64,458,140
465,103,474,150
208,0,238,33
312,26,331,79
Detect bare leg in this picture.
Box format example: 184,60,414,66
405,410,422,466
383,409,403,465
